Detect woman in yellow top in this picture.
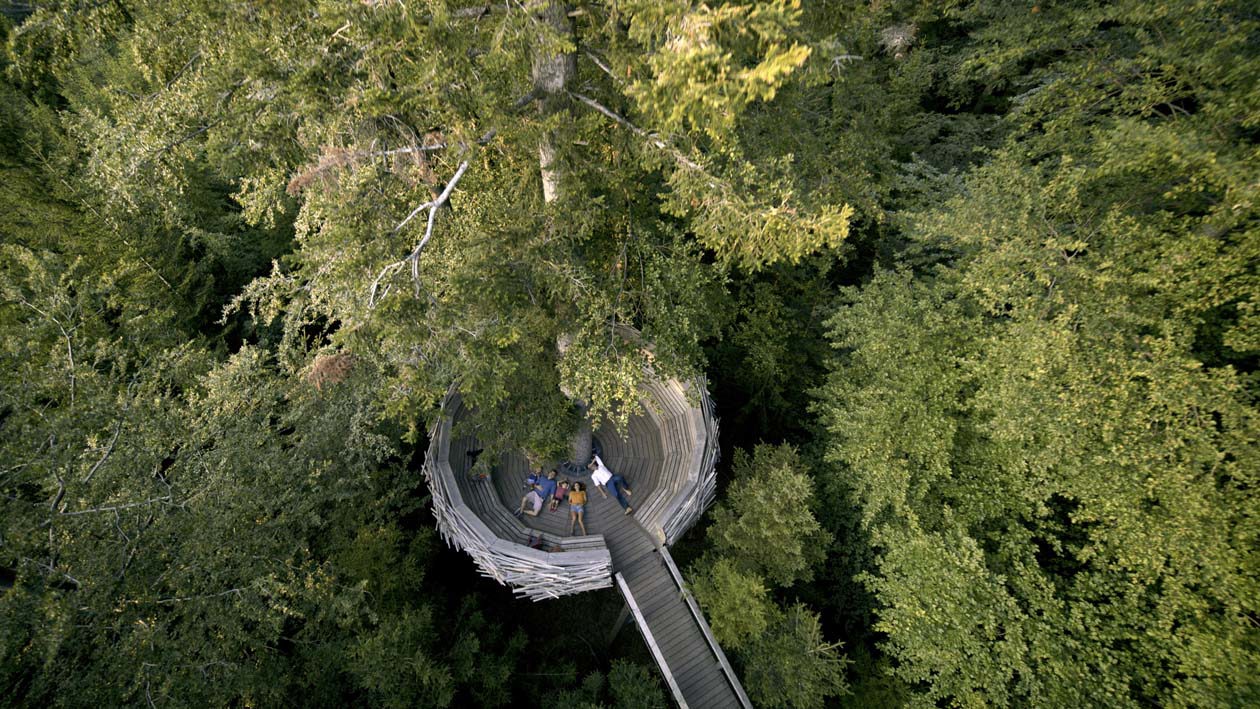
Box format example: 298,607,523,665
568,482,588,536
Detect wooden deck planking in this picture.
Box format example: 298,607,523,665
691,676,739,709
675,661,721,697
667,642,713,672
639,588,685,619
671,647,724,686
667,653,728,704
652,608,699,637
684,668,729,699
657,622,708,659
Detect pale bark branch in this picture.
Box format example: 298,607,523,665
154,587,243,605
369,161,471,307
567,91,703,171
49,470,66,512
83,419,123,483
377,129,497,157
19,137,177,293
53,495,172,518
512,89,541,111
20,556,81,588
582,50,618,83
17,298,75,408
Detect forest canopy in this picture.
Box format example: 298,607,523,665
1,1,1257,707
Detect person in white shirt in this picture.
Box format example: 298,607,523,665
587,454,634,515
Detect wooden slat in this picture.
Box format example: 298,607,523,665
693,680,740,709
677,668,723,701
651,610,695,644
664,646,714,683
640,589,683,618
684,668,730,699
422,394,614,601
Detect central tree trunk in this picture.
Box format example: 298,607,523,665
571,405,593,466
533,4,591,464
531,1,576,204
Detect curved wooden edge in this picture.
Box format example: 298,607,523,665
428,361,720,597
655,376,719,546
439,402,603,547
658,546,754,709
616,572,689,709
426,398,614,601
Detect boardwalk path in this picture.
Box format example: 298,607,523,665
494,468,748,708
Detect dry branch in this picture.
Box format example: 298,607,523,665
567,91,703,171
287,130,494,195
83,419,123,483
369,160,471,308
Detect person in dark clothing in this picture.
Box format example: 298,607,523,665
607,473,633,515
537,469,559,508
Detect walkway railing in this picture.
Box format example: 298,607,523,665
658,546,754,709
615,572,690,709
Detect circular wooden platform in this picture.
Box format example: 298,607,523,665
422,374,718,600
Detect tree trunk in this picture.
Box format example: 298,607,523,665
534,6,591,462
571,404,592,465
531,1,575,204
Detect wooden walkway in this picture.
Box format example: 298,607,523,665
487,463,748,707
611,528,751,709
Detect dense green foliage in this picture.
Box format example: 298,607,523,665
808,1,1259,706
689,444,850,708
3,0,1257,707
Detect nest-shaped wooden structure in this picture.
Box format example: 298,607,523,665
422,374,718,600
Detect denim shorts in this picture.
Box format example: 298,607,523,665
571,504,585,514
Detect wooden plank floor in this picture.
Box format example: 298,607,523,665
488,455,655,541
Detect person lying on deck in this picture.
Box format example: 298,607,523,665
587,454,634,515
568,482,588,535
523,469,540,491
549,479,570,512
516,487,544,517
537,470,559,510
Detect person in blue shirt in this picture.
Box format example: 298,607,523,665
537,469,559,509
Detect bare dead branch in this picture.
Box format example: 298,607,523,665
52,495,172,518
19,137,178,294
369,160,472,307
451,4,494,20
582,50,618,83
567,91,703,171
161,50,202,94
19,556,81,588
154,587,244,605
512,89,541,111
49,470,66,512
17,298,75,408
83,419,123,483
288,131,494,195
382,129,497,156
